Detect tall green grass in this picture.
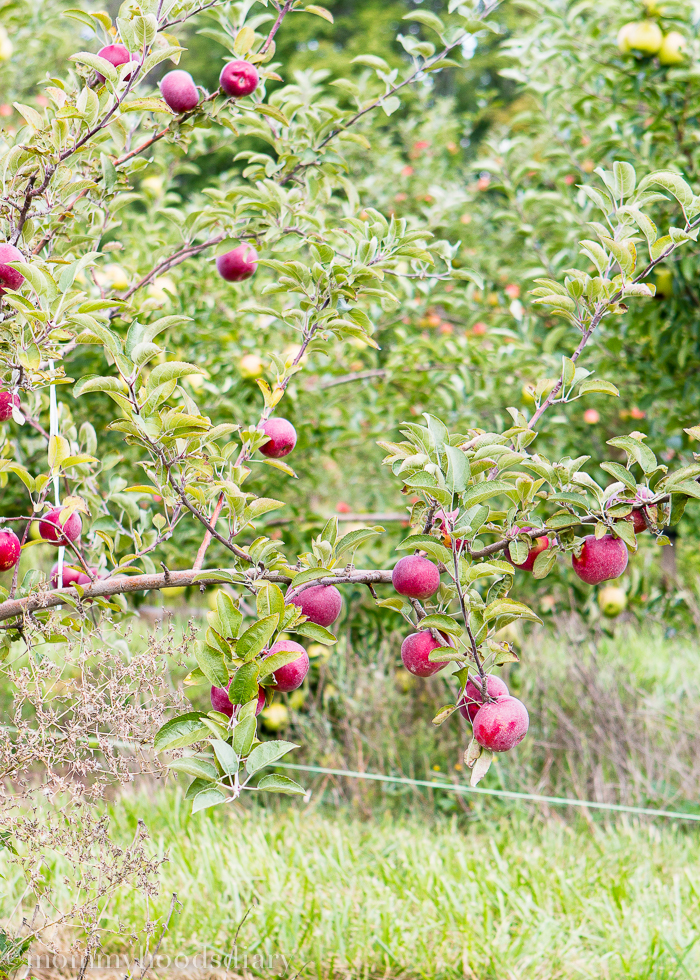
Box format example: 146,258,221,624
3,789,700,979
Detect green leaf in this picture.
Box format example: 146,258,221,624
154,712,209,752
402,10,445,33
233,715,256,757
293,621,338,644
607,436,657,474
195,640,228,688
444,444,470,492
70,51,118,83
256,582,285,620
532,548,557,580
122,97,174,114
335,526,384,560
259,648,305,680
236,614,279,661
74,375,125,398
484,599,542,625
600,462,637,493
304,4,334,22
461,480,515,508
418,614,463,635
146,361,201,392
229,662,260,705
246,739,299,774
432,704,457,725
257,773,306,796
168,757,219,781
192,788,227,813
578,379,619,397
216,591,242,638
210,739,239,776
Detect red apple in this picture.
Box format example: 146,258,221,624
160,70,199,112
210,681,265,718
287,584,341,627
0,529,20,571
259,418,296,458
264,639,309,692
509,527,550,572
608,485,654,535
0,243,24,294
0,390,19,420
400,629,453,677
219,60,259,98
216,244,258,282
50,562,95,588
473,695,529,752
39,506,82,545
458,674,509,722
572,534,628,585
392,555,440,600
96,44,133,82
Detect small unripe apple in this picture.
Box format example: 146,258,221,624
147,276,175,303
617,22,637,54
0,26,13,61
627,20,663,55
0,243,24,294
96,44,133,82
598,585,627,618
0,529,20,571
473,696,529,752
458,674,509,722
39,506,82,545
259,418,297,458
160,69,199,112
0,390,20,421
509,528,550,572
216,244,258,282
659,31,687,65
219,60,259,98
392,555,440,600
287,584,342,627
655,268,673,297
400,630,453,677
572,534,628,585
264,639,309,692
50,562,94,588
261,703,289,731
210,681,265,717
239,353,263,379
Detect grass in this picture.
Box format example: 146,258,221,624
4,788,700,979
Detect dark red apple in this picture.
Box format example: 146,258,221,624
219,60,259,98
473,695,529,752
160,69,199,112
392,555,440,600
509,527,550,572
572,534,628,585
50,562,95,588
259,418,296,458
39,506,82,545
287,583,341,627
0,243,24,295
0,390,20,420
210,681,265,718
0,529,20,571
264,639,309,692
96,44,133,82
216,244,258,282
458,674,509,722
400,629,452,677
608,486,654,535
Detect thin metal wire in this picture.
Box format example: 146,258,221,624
275,762,700,823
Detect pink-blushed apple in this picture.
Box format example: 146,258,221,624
39,506,82,545
473,695,529,752
0,390,19,420
216,244,258,282
259,418,296,458
458,674,509,722
0,243,24,294
509,527,550,572
264,639,309,692
210,681,265,718
0,528,20,570
400,629,453,677
219,60,259,98
96,44,133,82
160,70,199,112
287,584,341,627
50,563,95,588
392,555,440,600
572,534,629,585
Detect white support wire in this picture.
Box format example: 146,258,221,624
48,360,64,590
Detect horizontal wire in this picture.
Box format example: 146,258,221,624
275,762,700,823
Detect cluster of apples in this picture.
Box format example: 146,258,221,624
0,502,86,578
617,21,686,64
391,554,529,753
210,583,342,718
